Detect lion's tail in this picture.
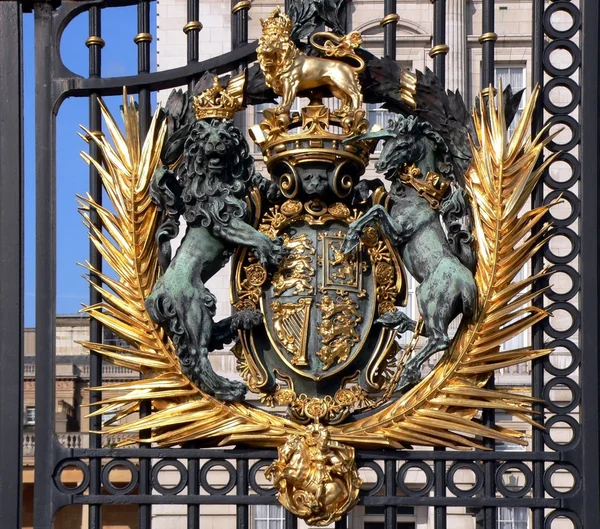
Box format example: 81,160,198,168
309,31,366,73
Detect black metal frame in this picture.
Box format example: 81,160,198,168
0,0,597,528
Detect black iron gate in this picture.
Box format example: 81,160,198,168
0,0,598,528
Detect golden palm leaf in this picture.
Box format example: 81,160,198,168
80,90,298,446
331,85,558,448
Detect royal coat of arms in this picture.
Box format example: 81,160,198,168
79,6,558,525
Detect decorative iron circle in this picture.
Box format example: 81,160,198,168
543,376,581,414
544,463,576,499
53,459,90,495
544,264,580,302
543,338,580,376
199,460,237,495
543,2,581,40
495,462,533,498
446,462,484,497
545,190,579,228
544,463,581,499
543,227,579,265
358,461,385,497
544,301,580,339
543,414,581,452
151,459,188,495
543,152,580,190
396,462,434,497
543,78,580,115
249,460,277,496
544,510,583,529
543,40,581,77
101,459,139,495
545,116,580,152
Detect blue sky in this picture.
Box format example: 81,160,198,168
23,5,157,326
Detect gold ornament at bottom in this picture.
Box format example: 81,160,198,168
266,424,362,526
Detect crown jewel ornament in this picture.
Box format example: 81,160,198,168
192,72,245,120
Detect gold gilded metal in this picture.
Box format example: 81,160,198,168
85,36,105,48
316,295,362,371
253,101,371,175
380,14,400,26
231,0,251,13
266,424,361,526
272,298,313,366
257,7,364,116
320,233,365,294
192,73,246,120
133,32,153,44
397,163,450,209
400,70,417,109
272,234,316,297
478,32,498,44
234,262,267,310
429,44,450,58
183,21,203,33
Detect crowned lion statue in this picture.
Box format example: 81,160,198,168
257,6,365,116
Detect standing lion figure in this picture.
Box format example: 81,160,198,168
145,118,287,401
257,6,365,115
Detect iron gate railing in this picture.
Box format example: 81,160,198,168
0,0,598,528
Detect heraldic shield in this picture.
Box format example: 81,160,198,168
232,195,407,423
79,5,561,526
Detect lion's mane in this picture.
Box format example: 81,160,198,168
176,119,254,234
257,34,298,94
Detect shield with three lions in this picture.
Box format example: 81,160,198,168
232,195,407,423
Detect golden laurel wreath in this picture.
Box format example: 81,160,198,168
80,86,556,451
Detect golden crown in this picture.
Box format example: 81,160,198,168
260,6,292,38
192,73,245,120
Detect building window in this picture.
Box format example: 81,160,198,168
497,507,529,529
495,66,526,135
102,411,117,424
366,103,395,130
254,504,285,529
366,103,396,152
25,406,35,425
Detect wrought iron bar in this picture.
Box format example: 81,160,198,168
530,3,545,529
136,3,153,528
286,510,298,529
236,459,249,529
87,4,103,528
384,459,396,529
434,448,446,529
480,1,496,528
188,454,200,529
0,2,24,528
480,0,496,88
383,0,397,60
186,0,201,92
33,2,57,527
580,1,600,526
431,0,447,87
